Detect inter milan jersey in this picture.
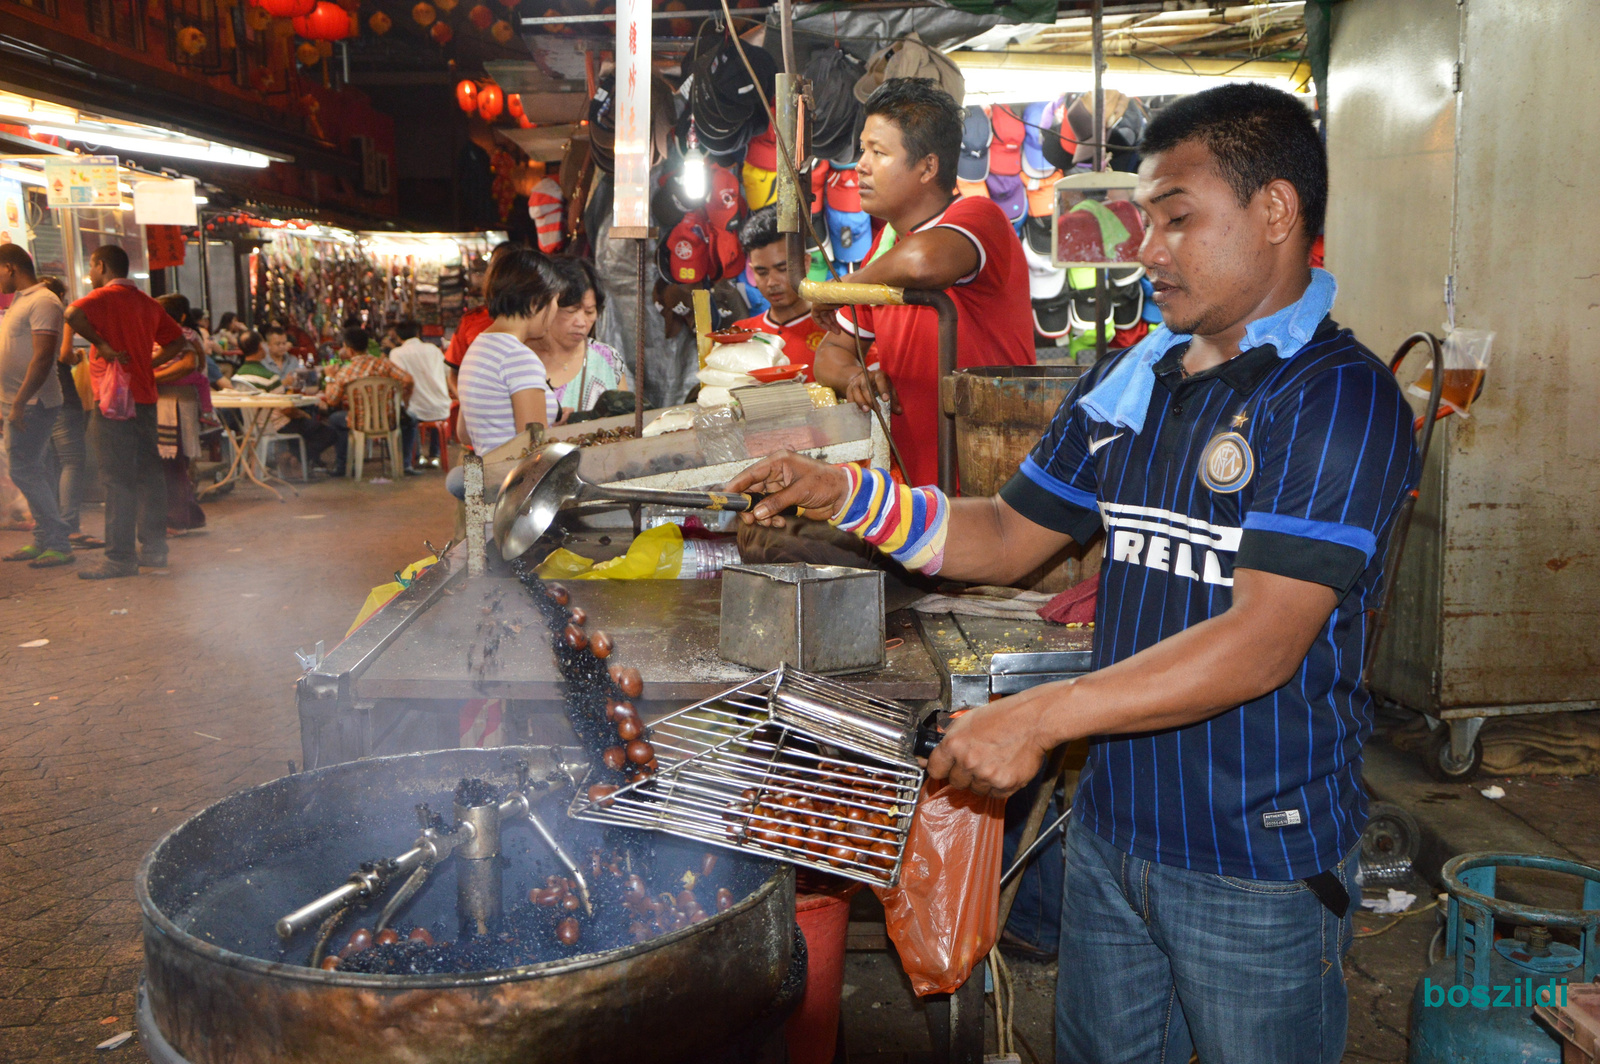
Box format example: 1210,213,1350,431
1001,314,1420,881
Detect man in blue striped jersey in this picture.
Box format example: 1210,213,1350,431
728,83,1419,1063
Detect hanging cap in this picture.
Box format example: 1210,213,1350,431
854,33,965,105
666,210,715,285
958,105,991,182
985,172,1026,223
704,162,744,229
1023,170,1061,218
987,104,1024,177
1021,101,1054,179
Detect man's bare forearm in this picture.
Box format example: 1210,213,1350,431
11,335,58,410
63,307,109,349
813,335,862,391
937,496,1076,586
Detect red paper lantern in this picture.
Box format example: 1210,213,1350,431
490,19,514,43
368,10,393,33
506,93,524,119
294,1,350,39
412,2,437,26
431,20,454,43
477,82,504,120
255,0,317,17
468,3,494,28
456,79,479,113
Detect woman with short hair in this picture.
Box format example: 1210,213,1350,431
455,246,561,453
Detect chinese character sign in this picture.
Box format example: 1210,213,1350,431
612,0,651,231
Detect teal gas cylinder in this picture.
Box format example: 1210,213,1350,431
1409,853,1600,1064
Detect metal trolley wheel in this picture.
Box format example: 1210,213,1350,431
1361,801,1422,884
1425,721,1484,782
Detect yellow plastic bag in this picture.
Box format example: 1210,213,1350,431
345,555,438,637
536,522,687,581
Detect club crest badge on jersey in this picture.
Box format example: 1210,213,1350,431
1199,431,1254,493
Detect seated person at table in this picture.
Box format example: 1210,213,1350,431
385,319,455,470
230,329,340,475
319,327,414,477
531,255,629,423
446,247,561,499
731,205,826,372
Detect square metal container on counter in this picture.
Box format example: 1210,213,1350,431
719,563,886,675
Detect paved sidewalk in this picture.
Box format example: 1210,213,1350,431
0,474,457,1061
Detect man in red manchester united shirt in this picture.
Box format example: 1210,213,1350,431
812,79,1035,487
732,205,827,372
64,245,189,579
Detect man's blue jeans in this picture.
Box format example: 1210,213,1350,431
5,404,70,552
1056,817,1357,1064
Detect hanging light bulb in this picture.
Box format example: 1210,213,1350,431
680,122,707,204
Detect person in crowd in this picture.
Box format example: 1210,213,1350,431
63,244,188,578
0,245,72,568
385,320,454,471
213,311,244,352
531,255,629,423
445,240,523,382
447,247,560,499
259,321,305,383
153,294,210,534
319,326,414,477
37,277,102,551
809,79,1035,486
730,206,826,372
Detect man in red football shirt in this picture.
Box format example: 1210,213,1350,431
812,79,1035,486
732,205,826,372
63,245,188,579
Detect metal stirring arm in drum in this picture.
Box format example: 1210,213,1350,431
274,766,586,942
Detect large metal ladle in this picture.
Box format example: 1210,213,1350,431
492,441,795,560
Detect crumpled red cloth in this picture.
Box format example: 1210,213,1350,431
1036,574,1098,625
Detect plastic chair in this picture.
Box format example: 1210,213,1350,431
416,419,453,472
345,376,403,481
258,432,308,482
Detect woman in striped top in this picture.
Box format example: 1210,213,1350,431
456,247,562,455
533,255,630,423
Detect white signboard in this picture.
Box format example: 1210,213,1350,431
133,178,198,226
0,178,27,253
43,155,120,208
611,0,651,233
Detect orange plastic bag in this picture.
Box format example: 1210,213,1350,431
872,779,1006,995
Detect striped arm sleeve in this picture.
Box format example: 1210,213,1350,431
1236,363,1420,595
831,464,950,574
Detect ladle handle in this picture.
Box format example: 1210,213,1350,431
593,485,800,516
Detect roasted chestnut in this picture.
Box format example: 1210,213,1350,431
602,746,627,771
567,606,587,627
626,739,654,764
701,852,718,877
345,927,373,954
562,624,588,651
716,887,735,913
616,716,644,742
587,783,618,807
548,584,570,606
374,928,400,947
590,630,613,659
407,927,434,945
629,921,651,942
624,873,647,897
677,890,698,911
319,956,340,970
615,666,644,698
562,893,582,912
556,917,581,946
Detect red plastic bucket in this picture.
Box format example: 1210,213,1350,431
785,888,857,1064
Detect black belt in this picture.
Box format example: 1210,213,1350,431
1303,870,1350,919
